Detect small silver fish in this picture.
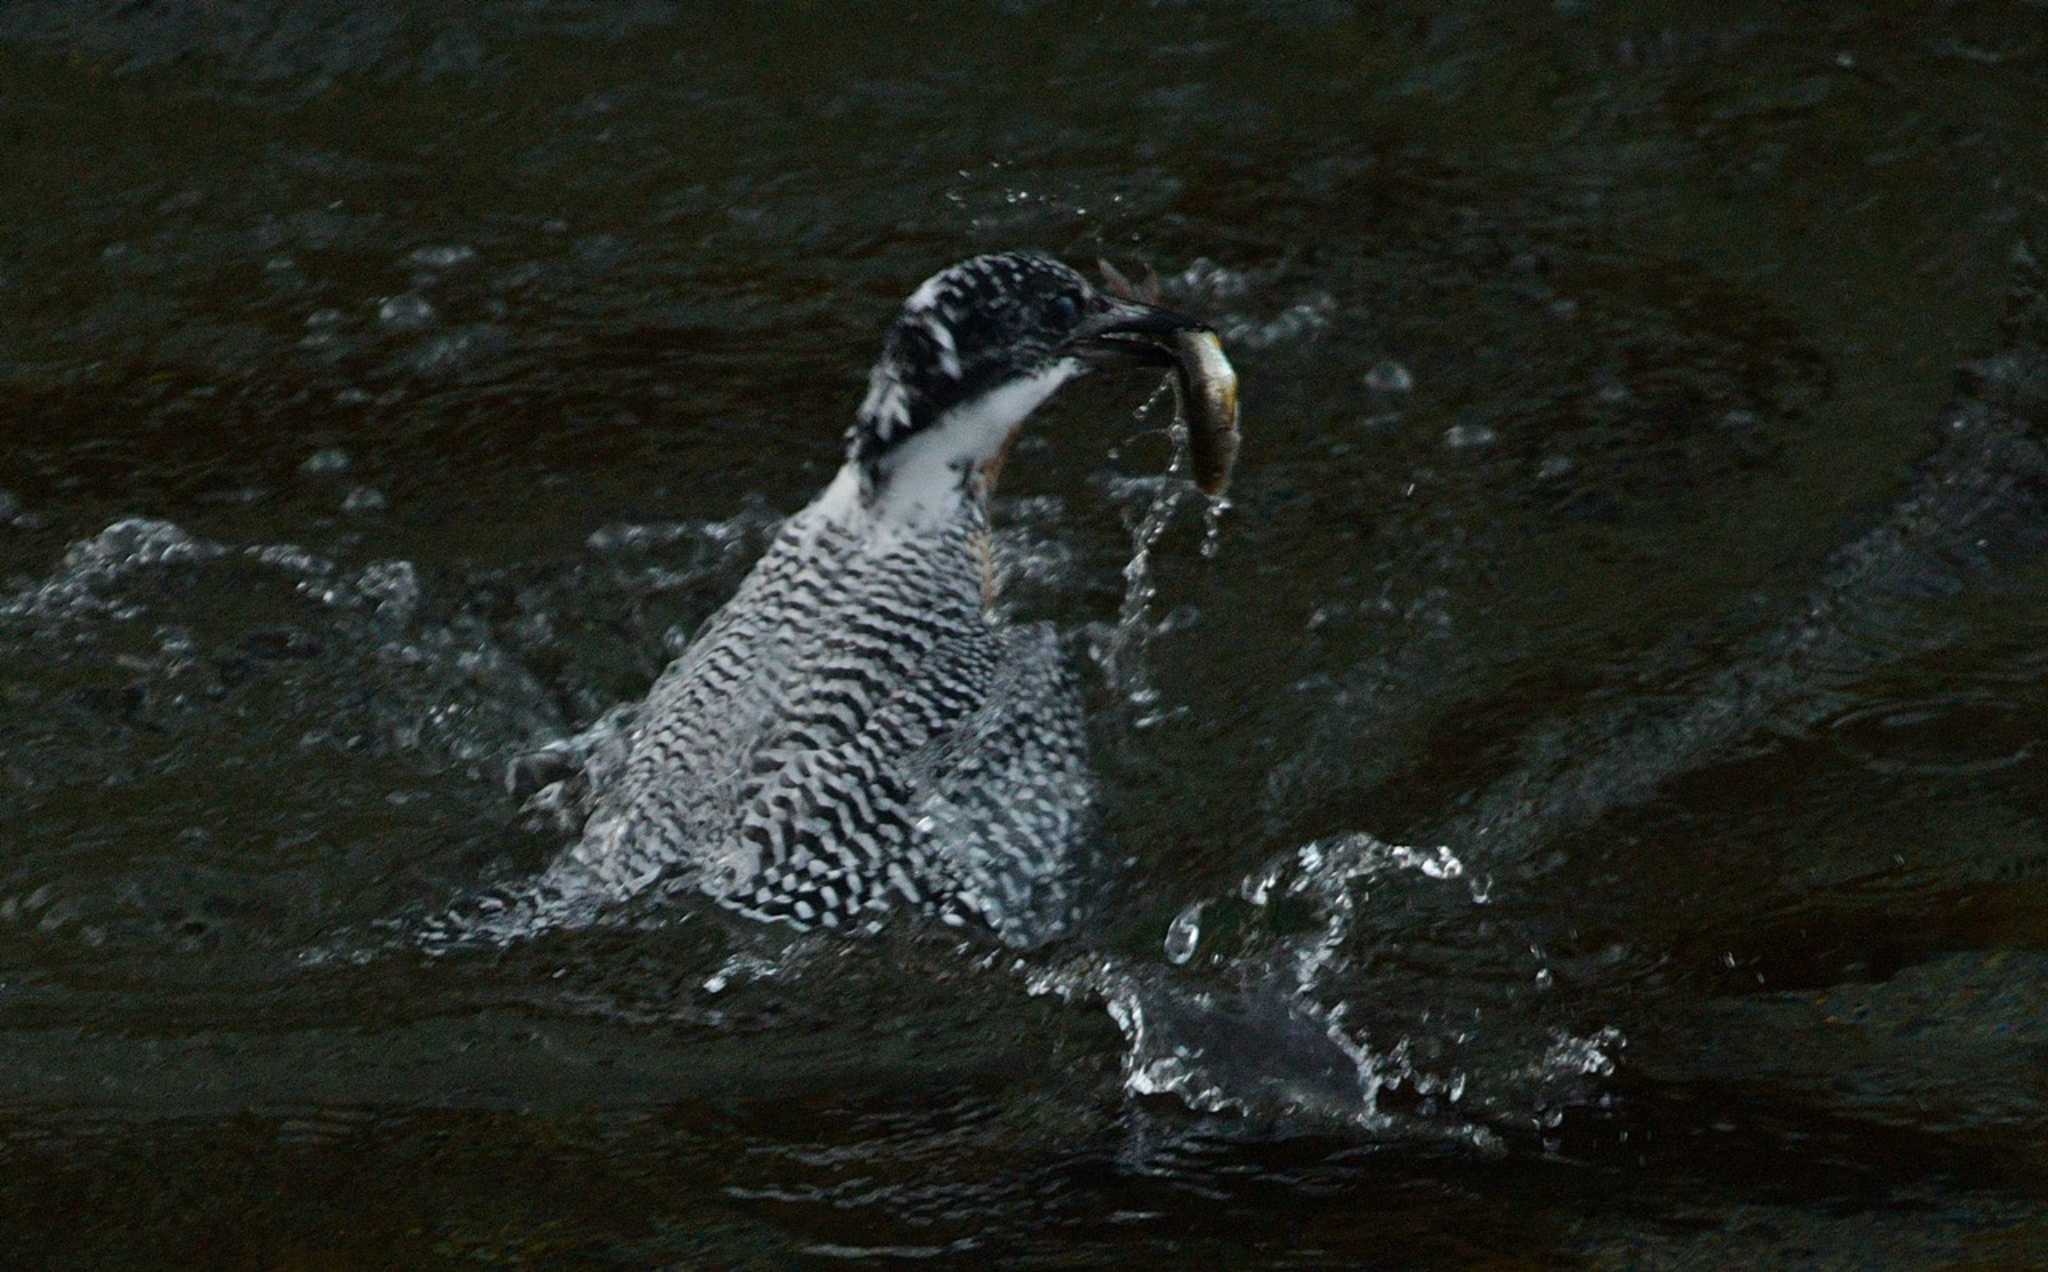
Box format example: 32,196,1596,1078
1172,328,1240,497
1098,259,1243,497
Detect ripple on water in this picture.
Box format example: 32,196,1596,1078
376,292,436,329
406,244,478,270
6,502,1632,1164
1827,693,2038,777
297,446,352,476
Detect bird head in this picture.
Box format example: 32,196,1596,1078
848,251,1214,511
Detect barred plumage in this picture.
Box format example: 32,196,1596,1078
514,252,1219,948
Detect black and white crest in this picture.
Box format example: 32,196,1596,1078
450,250,1222,953
849,252,1098,470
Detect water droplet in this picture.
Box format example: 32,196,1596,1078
1443,423,1498,450
341,486,387,514
1163,901,1206,964
300,447,351,476
377,293,436,329
1200,496,1231,558
1241,860,1283,907
1096,384,1223,704
407,244,477,269
1364,359,1414,393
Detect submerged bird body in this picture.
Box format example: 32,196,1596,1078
545,469,1096,945
522,252,1230,948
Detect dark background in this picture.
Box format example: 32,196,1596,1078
2,2,2045,1265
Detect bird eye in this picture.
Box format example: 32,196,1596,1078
1049,293,1081,325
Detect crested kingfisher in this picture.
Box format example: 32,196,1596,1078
517,252,1237,948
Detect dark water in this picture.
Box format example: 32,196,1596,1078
4,1,2048,1265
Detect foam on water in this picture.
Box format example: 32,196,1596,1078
4,518,227,623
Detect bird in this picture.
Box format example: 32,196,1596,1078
506,252,1229,949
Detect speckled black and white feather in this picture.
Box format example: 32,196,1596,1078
526,253,1118,947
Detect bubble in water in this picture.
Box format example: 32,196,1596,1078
377,293,437,329
1443,423,1498,450
341,486,388,514
1364,359,1414,393
300,447,352,476
407,244,478,269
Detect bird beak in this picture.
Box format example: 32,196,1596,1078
1067,300,1243,497
1065,300,1214,368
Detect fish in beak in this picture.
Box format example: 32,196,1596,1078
1067,261,1243,497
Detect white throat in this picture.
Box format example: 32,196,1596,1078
854,360,1082,527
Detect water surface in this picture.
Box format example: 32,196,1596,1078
3,2,2047,1265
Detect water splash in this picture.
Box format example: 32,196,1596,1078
3,518,226,623
1014,828,1610,1135
1028,954,1389,1126
1096,379,1229,713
